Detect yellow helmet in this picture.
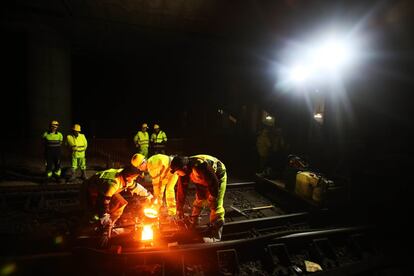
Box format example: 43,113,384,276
131,153,146,168
142,123,148,129
50,120,59,127
72,124,81,132
153,124,160,129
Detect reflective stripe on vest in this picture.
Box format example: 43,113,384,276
43,132,63,147
67,134,87,152
151,131,167,144
138,132,149,146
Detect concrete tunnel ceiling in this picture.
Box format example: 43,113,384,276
4,0,279,54
3,0,414,141
4,0,414,53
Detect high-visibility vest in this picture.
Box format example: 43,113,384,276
67,133,88,158
43,131,63,148
92,168,150,197
190,155,225,173
94,168,127,197
134,131,149,147
150,131,167,144
147,154,172,178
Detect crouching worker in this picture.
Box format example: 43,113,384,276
170,154,227,243
81,165,153,247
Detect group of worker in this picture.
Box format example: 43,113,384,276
133,123,168,158
42,120,88,182
43,121,167,182
44,119,227,243
83,153,227,244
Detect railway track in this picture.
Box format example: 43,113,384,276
8,223,391,275
0,180,407,275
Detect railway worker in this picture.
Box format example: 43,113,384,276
42,120,63,180
131,153,178,219
133,123,150,158
82,165,153,246
66,123,88,180
256,126,272,175
170,154,227,242
150,124,167,155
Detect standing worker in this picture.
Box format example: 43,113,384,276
42,120,63,181
134,123,150,158
67,123,88,180
150,124,167,155
269,127,288,177
170,154,227,242
131,153,178,219
256,127,272,176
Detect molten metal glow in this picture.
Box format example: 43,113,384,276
144,208,158,219
141,224,153,241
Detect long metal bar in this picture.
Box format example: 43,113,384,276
241,205,274,212
230,204,274,217
226,181,255,188
230,206,248,217
223,212,309,235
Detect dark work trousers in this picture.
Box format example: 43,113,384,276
45,147,61,175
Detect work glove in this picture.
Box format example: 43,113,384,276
97,213,113,248
205,219,224,239
211,219,224,230
100,213,112,228
145,194,154,205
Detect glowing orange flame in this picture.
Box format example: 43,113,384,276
143,208,158,219
141,224,153,241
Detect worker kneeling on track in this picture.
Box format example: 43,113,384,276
81,165,154,247
170,155,227,243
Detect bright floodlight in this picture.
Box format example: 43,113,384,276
288,65,310,83
278,32,359,87
311,38,353,70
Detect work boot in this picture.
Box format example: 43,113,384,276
202,220,224,243
46,171,53,178
54,168,62,178
67,168,77,183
